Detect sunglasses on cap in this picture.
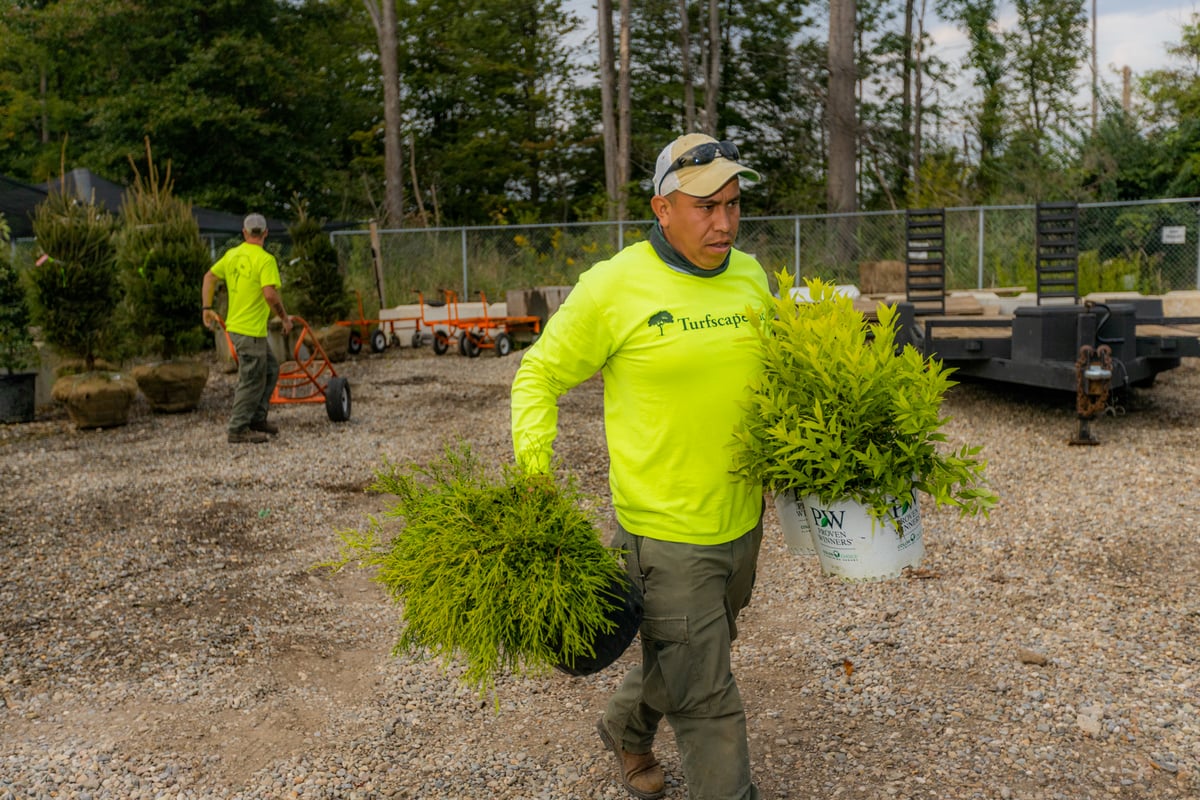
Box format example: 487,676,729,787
659,140,741,193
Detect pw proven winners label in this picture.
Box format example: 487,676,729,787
807,496,923,563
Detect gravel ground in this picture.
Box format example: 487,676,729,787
1,345,1198,800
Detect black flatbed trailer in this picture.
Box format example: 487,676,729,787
894,299,1200,392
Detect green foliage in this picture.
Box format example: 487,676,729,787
28,191,121,371
732,274,997,524
0,215,38,375
116,141,211,360
1005,0,1089,142
1075,251,1143,296
2,0,1197,225
286,209,350,326
322,443,629,696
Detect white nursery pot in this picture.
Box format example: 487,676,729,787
772,488,816,556
802,492,925,582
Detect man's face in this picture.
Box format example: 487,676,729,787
653,179,742,270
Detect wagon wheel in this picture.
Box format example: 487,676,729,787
325,376,351,422
370,328,388,353
494,333,513,357
411,330,423,349
461,331,482,358
348,331,363,355
433,331,450,355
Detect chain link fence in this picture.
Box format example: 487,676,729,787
11,198,1198,313
330,198,1200,314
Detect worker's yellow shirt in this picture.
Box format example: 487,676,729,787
211,242,281,338
511,241,772,545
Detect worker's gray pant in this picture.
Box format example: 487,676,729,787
228,333,278,434
602,517,763,800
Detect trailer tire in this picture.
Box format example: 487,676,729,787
348,331,363,355
411,331,423,348
433,332,450,355
370,328,388,353
325,376,351,422
495,333,513,357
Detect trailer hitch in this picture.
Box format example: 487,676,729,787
1070,344,1113,445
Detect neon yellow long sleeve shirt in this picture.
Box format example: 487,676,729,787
511,240,772,545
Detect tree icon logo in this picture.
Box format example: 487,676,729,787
648,310,674,336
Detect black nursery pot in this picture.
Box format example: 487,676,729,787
0,372,36,424
555,573,644,677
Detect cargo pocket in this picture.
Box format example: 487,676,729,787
639,615,694,713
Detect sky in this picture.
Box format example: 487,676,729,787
928,0,1200,90
567,1,1200,87
1092,0,1199,77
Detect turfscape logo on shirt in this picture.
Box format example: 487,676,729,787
645,309,758,336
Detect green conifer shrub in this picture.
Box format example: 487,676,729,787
28,190,121,372
117,140,211,360
0,215,38,375
324,443,632,695
287,205,350,326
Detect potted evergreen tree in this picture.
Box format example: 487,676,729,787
287,202,353,360
0,214,40,424
28,187,137,429
732,274,998,581
117,140,211,412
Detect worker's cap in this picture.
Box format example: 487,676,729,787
243,213,268,235
653,133,760,198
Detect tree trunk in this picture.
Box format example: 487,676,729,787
409,133,429,227
617,0,631,219
598,0,618,220
827,0,857,264
902,0,913,197
364,0,405,226
912,0,927,200
40,66,49,144
679,0,696,132
704,0,719,136
827,0,856,215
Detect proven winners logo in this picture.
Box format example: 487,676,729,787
808,496,922,554
646,308,764,336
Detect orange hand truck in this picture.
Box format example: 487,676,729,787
215,315,351,422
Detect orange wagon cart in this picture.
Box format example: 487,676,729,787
410,288,455,351
334,290,419,355
433,288,541,357
215,315,351,422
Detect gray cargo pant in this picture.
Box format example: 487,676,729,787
228,333,279,434
601,516,764,800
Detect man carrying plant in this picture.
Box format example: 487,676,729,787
511,133,770,800
201,213,293,444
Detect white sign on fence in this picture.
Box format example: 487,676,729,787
1162,225,1187,244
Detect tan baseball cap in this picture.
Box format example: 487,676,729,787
653,133,760,197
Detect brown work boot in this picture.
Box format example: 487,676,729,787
596,718,665,800
249,419,279,435
228,428,270,444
